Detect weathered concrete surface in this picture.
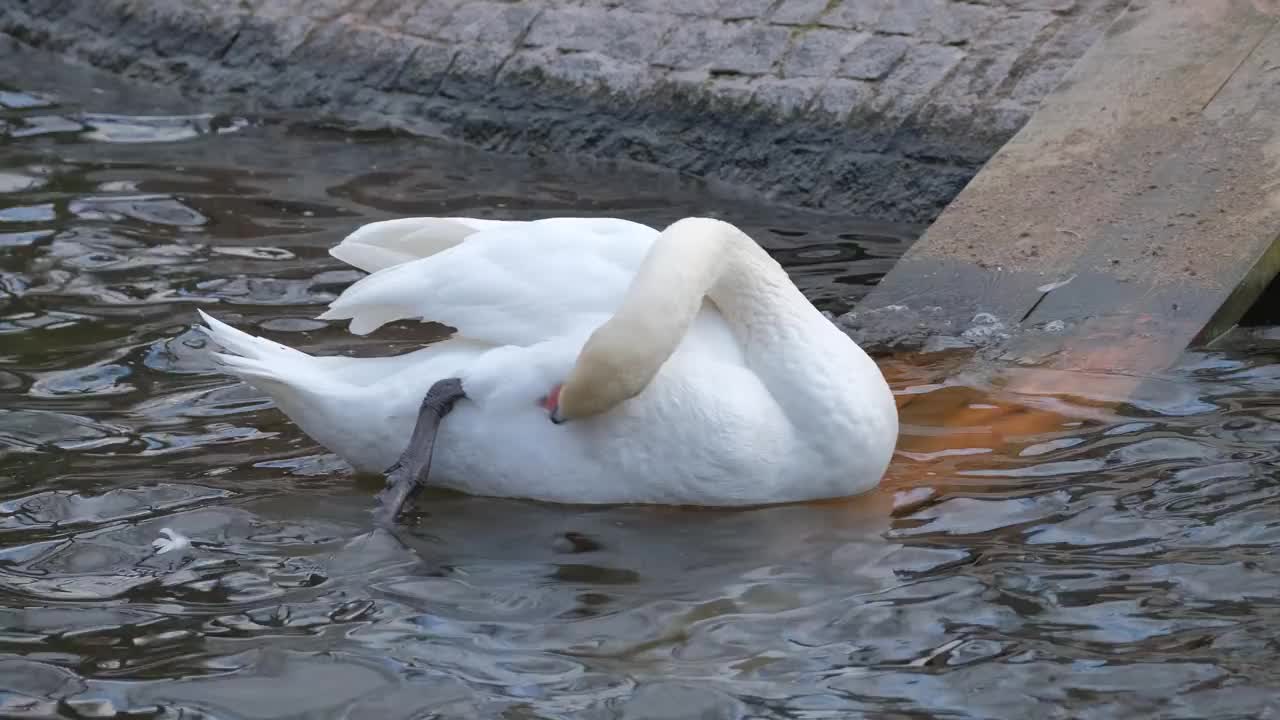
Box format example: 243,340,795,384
0,0,1125,224
845,0,1280,375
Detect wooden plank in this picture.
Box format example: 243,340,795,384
860,0,1280,379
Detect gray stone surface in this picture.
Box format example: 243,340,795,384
0,0,1127,224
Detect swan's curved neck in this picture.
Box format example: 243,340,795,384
557,217,811,419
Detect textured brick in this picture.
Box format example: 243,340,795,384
782,29,868,79
839,35,910,81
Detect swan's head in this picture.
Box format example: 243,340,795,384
544,323,661,423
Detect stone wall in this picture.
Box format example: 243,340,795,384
1,0,1127,223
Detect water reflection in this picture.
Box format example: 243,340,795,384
2,55,1280,719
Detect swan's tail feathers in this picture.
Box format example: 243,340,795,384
197,310,308,362
196,310,322,395
330,217,511,274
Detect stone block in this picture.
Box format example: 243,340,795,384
651,19,735,69
437,1,540,45
389,0,463,40
707,75,756,108
1003,0,1077,11
1034,0,1123,61
654,20,788,75
224,14,314,66
1005,57,1072,109
822,0,888,31
813,78,875,121
782,28,868,78
751,77,824,115
923,10,1054,112
973,10,1057,62
125,0,247,59
437,43,510,97
289,0,354,21
717,0,775,20
925,2,1000,45
248,0,310,21
626,0,722,16
391,40,457,95
872,42,964,118
292,22,416,89
712,25,791,75
873,0,933,35
839,35,910,81
770,0,829,25
548,51,653,96
526,7,673,61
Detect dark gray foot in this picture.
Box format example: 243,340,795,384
376,377,466,524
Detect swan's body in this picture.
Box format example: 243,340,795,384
199,216,898,506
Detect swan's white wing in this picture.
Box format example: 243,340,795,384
329,217,515,273
319,217,658,346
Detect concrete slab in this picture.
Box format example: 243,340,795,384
848,0,1280,375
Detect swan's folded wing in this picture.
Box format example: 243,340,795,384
318,217,657,346
329,217,515,273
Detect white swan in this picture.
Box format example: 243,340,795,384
197,216,898,512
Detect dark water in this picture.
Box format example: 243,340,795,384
3,56,1280,720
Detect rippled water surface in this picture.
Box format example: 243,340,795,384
4,54,1280,719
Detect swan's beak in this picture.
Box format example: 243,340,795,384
550,407,567,424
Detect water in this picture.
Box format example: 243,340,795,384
3,54,1280,719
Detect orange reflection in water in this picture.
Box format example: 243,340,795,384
867,353,1141,511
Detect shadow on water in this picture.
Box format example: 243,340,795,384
3,44,1280,719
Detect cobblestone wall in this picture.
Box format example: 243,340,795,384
1,0,1127,223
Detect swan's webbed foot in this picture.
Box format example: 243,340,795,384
376,377,466,524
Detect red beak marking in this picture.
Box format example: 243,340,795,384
541,383,563,413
